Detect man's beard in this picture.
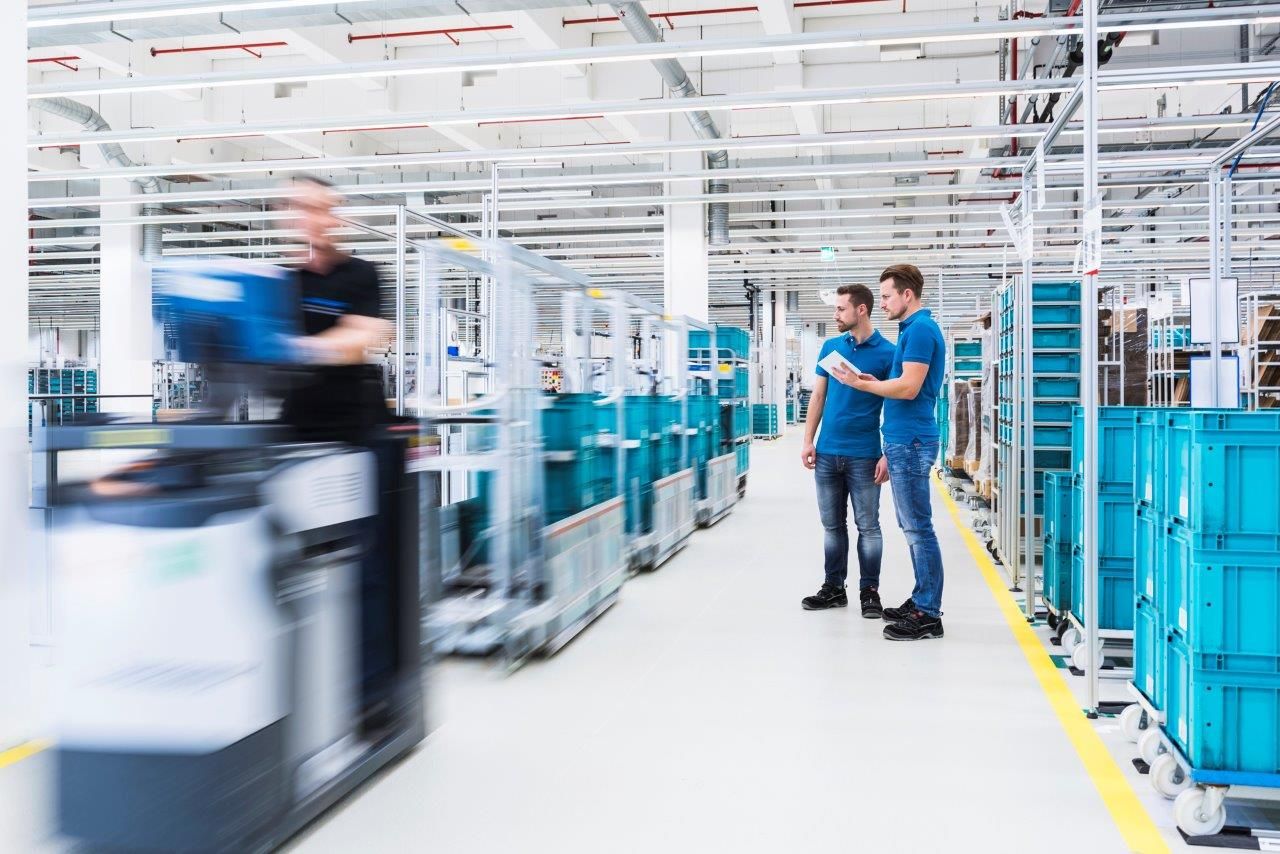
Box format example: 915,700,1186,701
837,319,855,333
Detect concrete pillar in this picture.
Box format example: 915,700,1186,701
800,324,820,388
662,121,708,322
771,291,788,411
98,178,154,413
2,2,29,748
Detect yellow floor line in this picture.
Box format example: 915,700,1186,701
933,477,1170,854
0,739,51,770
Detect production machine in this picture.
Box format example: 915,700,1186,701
42,259,426,852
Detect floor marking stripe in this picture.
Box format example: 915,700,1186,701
934,478,1170,854
0,739,51,770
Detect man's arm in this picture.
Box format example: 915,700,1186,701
801,376,827,469
305,314,392,365
833,361,928,400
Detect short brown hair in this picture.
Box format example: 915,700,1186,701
880,264,925,300
835,283,875,316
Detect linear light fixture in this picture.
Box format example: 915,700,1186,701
27,0,389,29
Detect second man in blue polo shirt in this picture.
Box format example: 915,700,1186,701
800,284,896,617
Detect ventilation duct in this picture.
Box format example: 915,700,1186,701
32,98,163,260
611,2,730,246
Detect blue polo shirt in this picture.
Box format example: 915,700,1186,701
882,308,946,445
814,330,895,459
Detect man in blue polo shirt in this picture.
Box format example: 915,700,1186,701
830,264,947,641
800,284,896,617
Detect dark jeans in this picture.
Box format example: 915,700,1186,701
883,440,944,617
814,453,883,590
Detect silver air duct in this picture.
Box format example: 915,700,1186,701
611,2,730,246
33,98,164,260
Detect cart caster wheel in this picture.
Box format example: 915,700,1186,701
1047,612,1059,630
1138,728,1165,767
1175,787,1227,837
1061,627,1082,655
1119,704,1148,744
1071,642,1104,672
1151,752,1191,800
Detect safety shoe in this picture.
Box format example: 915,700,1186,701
883,610,944,641
802,584,848,611
859,587,883,619
882,597,916,622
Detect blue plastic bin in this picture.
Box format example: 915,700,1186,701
1164,524,1280,656
1034,401,1075,424
1163,410,1280,535
1164,633,1280,775
1032,304,1082,325
1032,281,1081,302
1070,548,1136,632
1135,503,1163,603
1032,328,1082,351
1033,352,1081,374
1043,532,1075,614
1134,595,1163,708
1134,408,1164,511
1034,376,1080,399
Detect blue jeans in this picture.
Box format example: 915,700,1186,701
883,440,944,617
814,454,883,590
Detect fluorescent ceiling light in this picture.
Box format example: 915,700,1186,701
27,0,387,28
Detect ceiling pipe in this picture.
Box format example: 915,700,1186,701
611,1,730,245
347,25,513,45
150,40,287,58
564,6,758,26
31,97,163,260
28,56,80,71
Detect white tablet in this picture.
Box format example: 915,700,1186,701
818,349,861,377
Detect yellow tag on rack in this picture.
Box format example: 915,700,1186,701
587,288,606,299
718,363,732,374
444,238,475,252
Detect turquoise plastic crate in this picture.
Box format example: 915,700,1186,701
732,402,749,439
1035,425,1072,448
954,358,983,374
1134,408,1164,511
1071,482,1137,562
1043,534,1074,614
1032,281,1082,302
1033,376,1080,398
1164,633,1280,774
1034,401,1075,424
717,367,750,399
954,341,982,358
1035,449,1072,470
1163,411,1280,535
1165,524,1280,655
1042,470,1074,544
1136,503,1163,603
1032,328,1082,350
542,393,604,451
1134,595,1164,709
1072,406,1139,492
1032,304,1081,325
735,441,750,475
690,325,750,360
1032,351,1080,373
545,449,614,523
1070,549,1135,632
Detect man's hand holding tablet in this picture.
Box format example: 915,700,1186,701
820,350,877,388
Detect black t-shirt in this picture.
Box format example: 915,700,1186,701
281,255,389,440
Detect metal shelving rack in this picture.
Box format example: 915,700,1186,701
27,367,98,432
1242,292,1280,409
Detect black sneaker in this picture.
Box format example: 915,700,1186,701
859,587,883,619
882,597,916,622
883,610,944,641
802,584,848,611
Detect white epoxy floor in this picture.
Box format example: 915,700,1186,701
4,430,1200,853
288,433,1139,853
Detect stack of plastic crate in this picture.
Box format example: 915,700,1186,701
1154,411,1280,782
690,325,752,481
1069,406,1142,638
1041,470,1075,622
541,393,619,525
995,281,1081,565
751,403,780,439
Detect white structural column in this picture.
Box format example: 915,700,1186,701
771,292,788,412
2,4,29,749
99,177,154,413
663,120,709,321
800,324,819,387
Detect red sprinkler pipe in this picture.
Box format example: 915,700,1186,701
794,0,886,6
151,41,287,59
29,56,80,71
564,6,758,26
477,115,604,126
348,25,513,45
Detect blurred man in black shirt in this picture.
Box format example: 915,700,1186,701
282,176,392,442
